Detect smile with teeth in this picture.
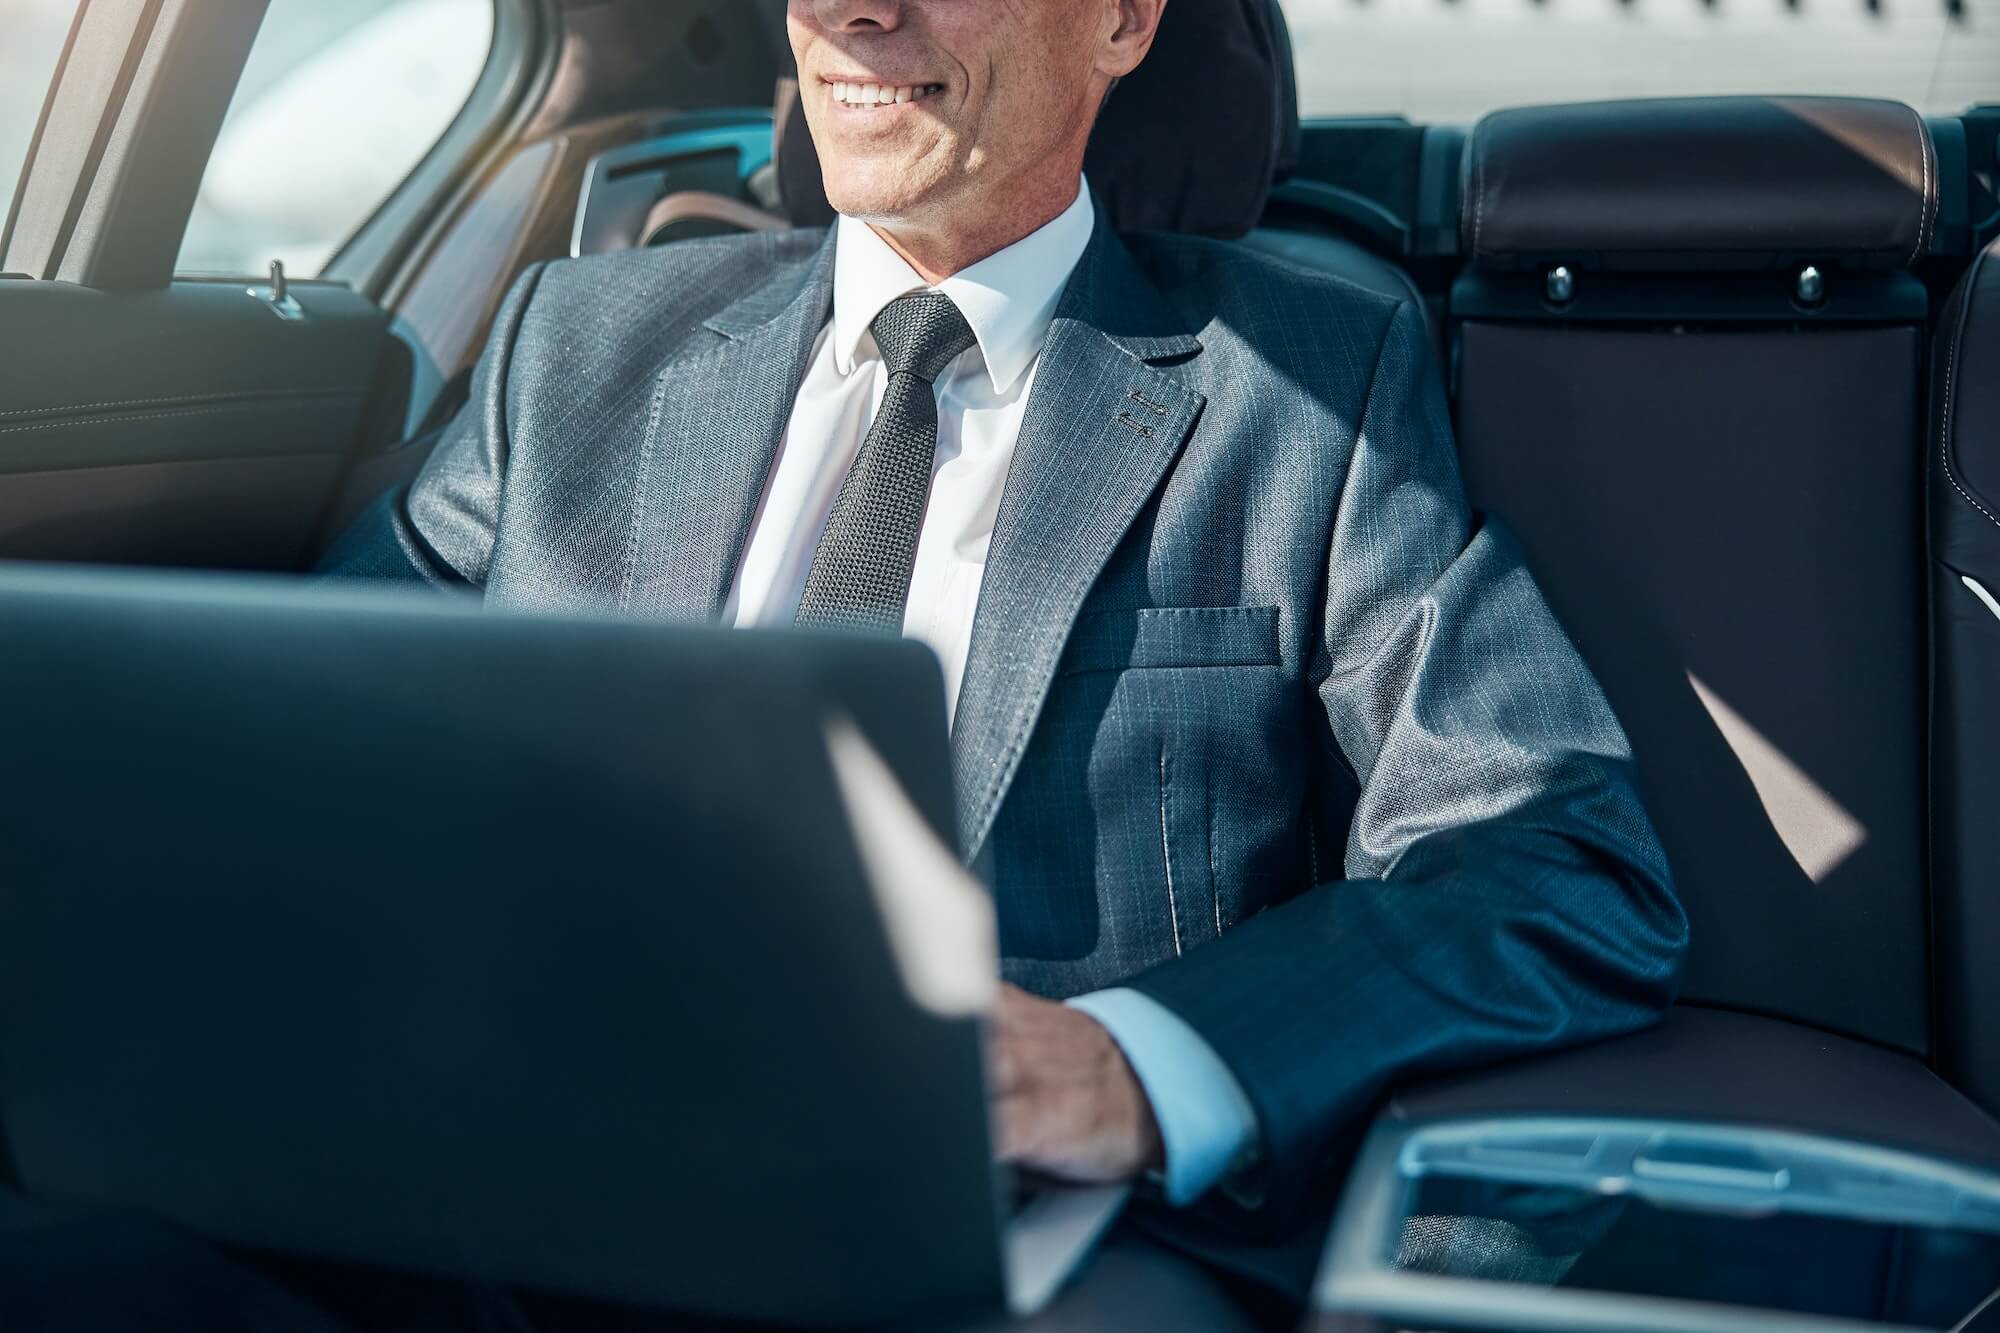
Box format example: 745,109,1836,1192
830,81,945,107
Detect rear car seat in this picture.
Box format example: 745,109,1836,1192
1309,98,2000,1328
1237,0,1426,317
1454,96,1940,1059
1930,233,2000,1119
1444,94,1991,1100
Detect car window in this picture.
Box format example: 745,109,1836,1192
1281,0,2000,122
0,2,80,222
176,0,494,279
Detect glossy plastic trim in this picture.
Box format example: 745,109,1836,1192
568,112,776,260
1318,1115,2000,1333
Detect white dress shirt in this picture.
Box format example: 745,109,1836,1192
726,181,1091,721
728,180,1257,1205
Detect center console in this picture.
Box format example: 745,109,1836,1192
1311,1008,2000,1332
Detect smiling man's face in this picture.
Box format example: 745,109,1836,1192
789,0,1161,262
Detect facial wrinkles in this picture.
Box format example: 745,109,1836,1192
795,0,1120,269
963,1,1088,184
817,16,959,146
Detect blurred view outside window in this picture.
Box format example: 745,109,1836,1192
1281,0,1999,121
0,2,78,219
178,0,494,277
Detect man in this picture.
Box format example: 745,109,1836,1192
321,0,1685,1311
0,0,1684,1327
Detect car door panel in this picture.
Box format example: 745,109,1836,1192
0,277,393,567
0,455,343,569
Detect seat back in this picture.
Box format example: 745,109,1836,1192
1930,235,2000,1113
1450,98,1940,1054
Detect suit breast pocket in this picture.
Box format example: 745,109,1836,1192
1057,605,1281,677
1041,605,1289,962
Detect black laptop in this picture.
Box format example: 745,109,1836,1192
0,563,1122,1327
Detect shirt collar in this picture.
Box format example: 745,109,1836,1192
830,177,1095,396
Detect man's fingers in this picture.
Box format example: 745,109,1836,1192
989,1090,1036,1163
985,1024,1022,1094
992,1088,1128,1183
983,985,1154,1182
990,983,1034,1037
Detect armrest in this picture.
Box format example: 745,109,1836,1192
1385,1005,2000,1170
1311,1007,2000,1332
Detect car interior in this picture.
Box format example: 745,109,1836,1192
2,0,1998,1326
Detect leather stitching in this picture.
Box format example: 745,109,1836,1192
1939,246,2000,532
0,389,358,422
0,403,351,439
1910,105,1933,269
1473,132,1486,258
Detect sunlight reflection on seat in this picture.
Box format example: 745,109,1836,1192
1687,672,1868,884
1964,575,2000,624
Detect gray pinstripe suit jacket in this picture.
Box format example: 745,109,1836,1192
323,210,1688,1219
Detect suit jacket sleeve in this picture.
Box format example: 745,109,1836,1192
315,262,551,586
1128,298,1689,1216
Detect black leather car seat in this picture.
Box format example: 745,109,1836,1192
1929,232,2000,1119
1235,0,1425,317
1449,97,1942,1058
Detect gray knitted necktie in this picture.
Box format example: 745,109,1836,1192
795,291,978,633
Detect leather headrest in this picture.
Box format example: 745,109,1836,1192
1463,97,1938,271
779,0,1291,238
1265,0,1302,183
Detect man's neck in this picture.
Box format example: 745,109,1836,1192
864,174,1084,284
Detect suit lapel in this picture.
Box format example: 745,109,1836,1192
621,233,837,620
952,222,1206,861
614,220,1206,864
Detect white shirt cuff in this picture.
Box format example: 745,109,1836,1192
1066,987,1259,1207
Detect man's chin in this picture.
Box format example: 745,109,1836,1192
820,172,942,226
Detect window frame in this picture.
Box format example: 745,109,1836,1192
171,0,528,288
327,0,555,304
2,0,274,289
3,0,549,301
0,1,87,265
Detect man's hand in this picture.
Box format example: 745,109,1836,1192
987,982,1164,1183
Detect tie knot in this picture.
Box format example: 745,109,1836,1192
870,291,977,383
